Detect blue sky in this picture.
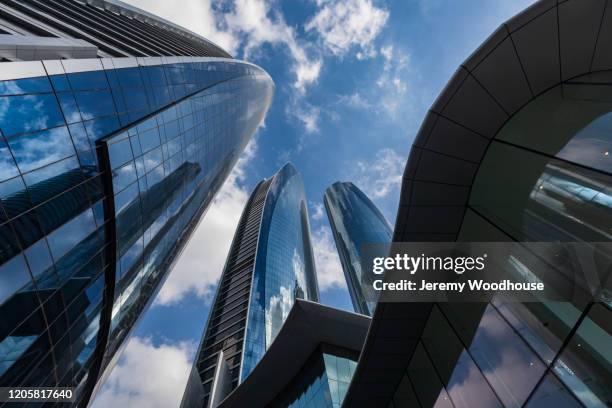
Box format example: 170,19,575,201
91,1,535,406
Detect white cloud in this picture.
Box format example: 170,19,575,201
380,44,393,61
126,0,321,93
92,337,194,408
153,140,257,306
354,148,405,199
336,45,410,118
306,0,389,58
288,102,321,135
310,201,325,221
123,0,240,54
223,0,322,93
337,92,371,109
375,45,410,117
312,227,346,291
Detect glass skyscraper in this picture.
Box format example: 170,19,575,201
324,182,392,316
182,163,319,408
343,1,611,407
0,1,273,406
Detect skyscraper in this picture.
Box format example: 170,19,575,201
343,0,612,407
0,1,273,406
324,182,392,316
182,163,319,408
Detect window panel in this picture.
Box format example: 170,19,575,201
24,239,53,279
525,373,582,408
0,176,29,219
8,127,75,174
22,155,80,187
49,75,70,93
407,343,450,408
0,254,30,307
123,88,149,113
0,94,64,136
74,90,116,121
0,222,20,264
67,71,108,91
11,210,43,249
470,142,612,243
554,303,611,407
83,116,120,142
47,209,96,261
108,139,133,170
113,161,137,193
496,80,612,175
0,77,52,96
0,139,19,182
56,92,82,124
138,128,161,153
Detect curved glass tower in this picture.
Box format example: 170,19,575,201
183,163,318,408
324,182,392,315
0,1,274,406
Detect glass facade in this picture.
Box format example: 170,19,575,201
184,163,318,408
271,347,358,408
324,182,392,315
241,163,319,381
388,72,611,407
0,57,273,406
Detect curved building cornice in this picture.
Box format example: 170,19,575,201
394,0,611,242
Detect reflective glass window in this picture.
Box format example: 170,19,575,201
470,142,612,243
496,78,612,174
24,238,53,278
11,209,43,248
114,182,139,214
49,75,70,93
0,77,52,96
0,176,28,219
113,162,137,193
525,373,582,408
407,342,452,408
22,155,80,187
0,94,64,136
138,127,160,153
123,90,148,113
422,306,502,408
56,92,82,124
0,222,20,263
115,68,144,88
143,147,163,172
0,139,19,182
74,90,116,120
442,304,546,407
8,127,75,174
108,139,133,170
67,122,94,156
83,116,120,142
47,209,96,260
67,71,108,91
0,254,30,306
554,303,611,407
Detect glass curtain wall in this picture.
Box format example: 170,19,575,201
0,57,273,406
324,182,392,315
241,163,319,381
388,73,611,407
271,347,358,408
